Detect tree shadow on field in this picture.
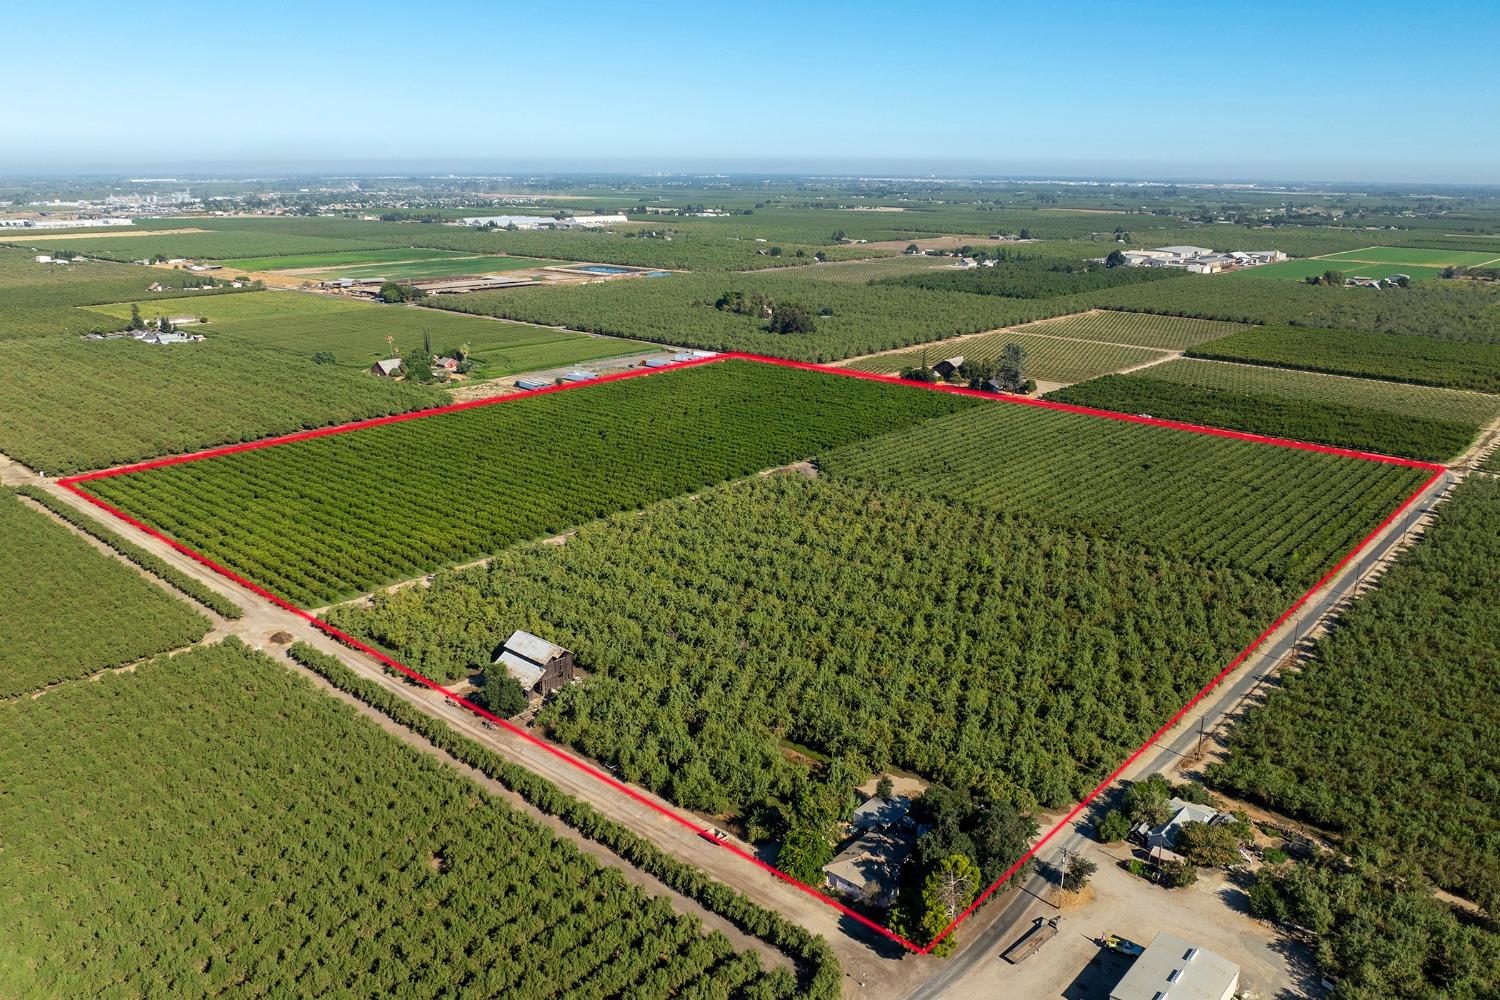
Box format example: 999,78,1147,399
1219,866,1256,915
838,913,909,960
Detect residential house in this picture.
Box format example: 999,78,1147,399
822,830,913,906
371,358,403,377
1142,798,1220,852
493,630,576,696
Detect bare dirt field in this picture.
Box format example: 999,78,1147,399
5,227,208,239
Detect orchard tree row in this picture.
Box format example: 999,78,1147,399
1210,476,1500,911
88,361,975,608
327,475,1290,818
0,640,812,999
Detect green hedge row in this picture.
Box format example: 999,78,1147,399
285,641,843,1000
19,486,243,620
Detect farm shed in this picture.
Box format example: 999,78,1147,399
494,630,576,695
515,377,550,391
371,358,403,377
932,356,964,378
1109,931,1239,1000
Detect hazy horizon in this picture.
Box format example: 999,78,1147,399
8,0,1496,186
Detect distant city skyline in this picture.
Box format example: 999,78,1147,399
7,0,1497,184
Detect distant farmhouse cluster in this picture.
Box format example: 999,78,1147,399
86,315,206,346
455,213,630,230
1109,245,1287,274
0,216,134,229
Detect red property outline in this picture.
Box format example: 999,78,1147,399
59,352,1444,955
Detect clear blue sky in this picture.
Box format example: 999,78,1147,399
7,0,1496,183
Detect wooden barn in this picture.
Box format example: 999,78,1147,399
494,630,576,695
932,355,964,378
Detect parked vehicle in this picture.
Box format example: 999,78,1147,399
1003,916,1061,964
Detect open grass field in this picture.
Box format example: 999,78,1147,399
1188,324,1500,393
0,640,808,999
86,361,977,607
8,230,393,263
0,336,444,474
1208,476,1500,906
314,254,566,280
820,402,1428,588
86,291,643,377
839,327,1168,383
1319,246,1500,268
1227,259,1446,283
0,490,209,697
756,255,955,283
219,247,469,271
1022,309,1248,350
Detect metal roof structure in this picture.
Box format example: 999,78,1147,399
495,650,544,690
1109,931,1239,1000
504,630,567,667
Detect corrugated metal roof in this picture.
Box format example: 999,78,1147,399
495,651,544,690
505,629,567,666
1108,931,1238,1000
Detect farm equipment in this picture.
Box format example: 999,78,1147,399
1102,934,1144,956
1002,916,1061,964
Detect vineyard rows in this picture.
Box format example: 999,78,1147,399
818,404,1428,588
1188,324,1500,394
0,641,807,998
1047,364,1486,461
1113,359,1500,426
839,327,1168,383
86,362,976,608
1019,310,1248,350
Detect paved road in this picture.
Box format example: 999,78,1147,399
903,467,1454,1000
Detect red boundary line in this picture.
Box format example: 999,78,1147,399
58,353,1444,955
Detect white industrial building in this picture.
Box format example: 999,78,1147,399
1117,245,1286,273
456,213,628,230
1109,932,1240,1000
0,217,134,229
